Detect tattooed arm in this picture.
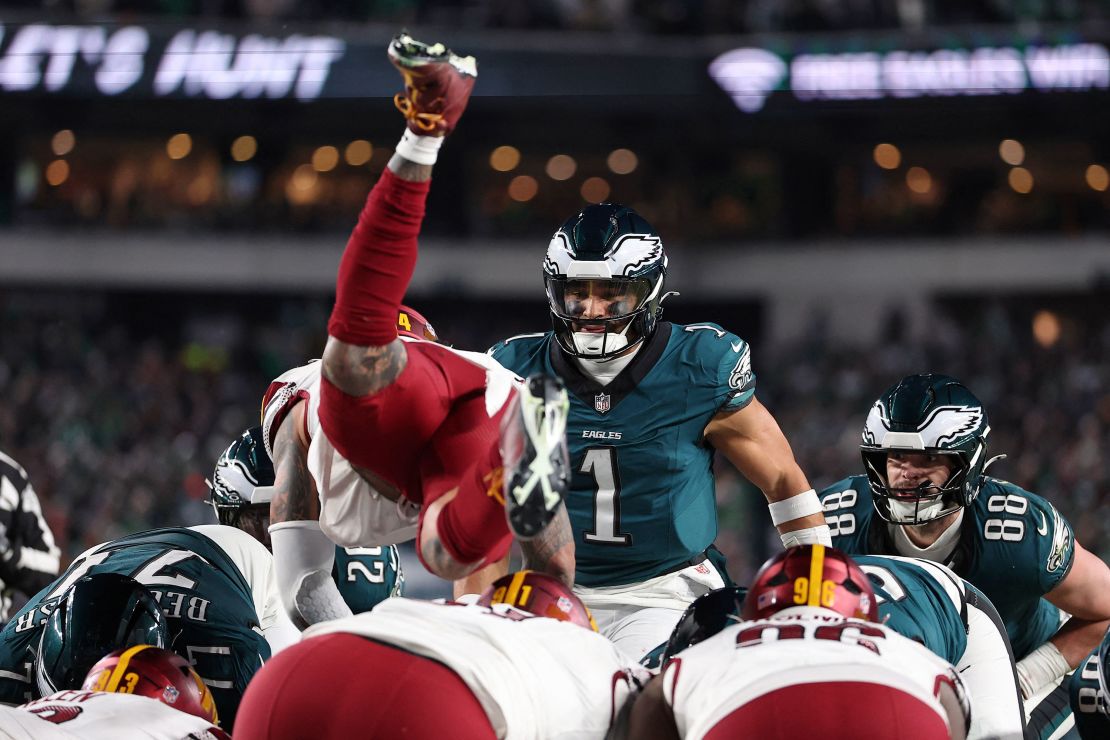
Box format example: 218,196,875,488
520,504,575,588
270,400,319,526
320,153,432,398
268,400,352,628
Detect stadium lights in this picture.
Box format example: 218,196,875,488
906,166,931,194
167,133,192,160
508,175,538,202
1009,167,1034,193
546,155,576,181
581,177,610,203
45,159,69,186
345,140,372,167
51,130,75,157
999,139,1024,166
231,135,257,162
873,143,901,170
1086,164,1109,191
312,146,339,172
490,146,521,172
607,149,638,175
1032,310,1061,348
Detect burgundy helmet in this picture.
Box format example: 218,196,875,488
742,545,878,622
478,570,598,631
398,304,440,343
82,645,219,725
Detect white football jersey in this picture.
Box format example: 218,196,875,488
260,345,520,548
304,598,646,739
664,607,968,740
0,690,226,739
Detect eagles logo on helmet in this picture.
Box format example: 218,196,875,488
477,570,598,631
82,645,220,725
543,203,669,361
742,545,878,622
860,373,1001,525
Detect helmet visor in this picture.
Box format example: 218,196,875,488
546,277,652,325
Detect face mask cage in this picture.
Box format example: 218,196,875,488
545,275,658,359
861,447,968,525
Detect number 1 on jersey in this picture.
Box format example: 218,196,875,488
582,447,632,545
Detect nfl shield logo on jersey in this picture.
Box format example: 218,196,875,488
594,393,611,413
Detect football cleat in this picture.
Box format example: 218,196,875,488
388,32,477,137
500,374,570,540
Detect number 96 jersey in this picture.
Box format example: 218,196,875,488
490,322,756,587
664,608,969,740
0,527,273,730
820,476,1075,660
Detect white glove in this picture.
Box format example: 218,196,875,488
269,521,353,629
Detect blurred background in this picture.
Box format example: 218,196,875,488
1,0,1107,597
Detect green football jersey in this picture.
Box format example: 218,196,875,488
332,545,404,613
855,555,968,665
0,527,269,729
491,322,755,587
821,476,1074,659
1070,634,1109,740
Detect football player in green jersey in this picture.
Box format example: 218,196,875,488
857,555,1025,739
490,203,828,660
208,427,404,622
1069,627,1110,739
0,524,294,730
819,373,1110,739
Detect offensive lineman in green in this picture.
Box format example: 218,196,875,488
207,427,404,616
857,555,1025,739
0,524,296,730
490,204,829,659
820,373,1110,740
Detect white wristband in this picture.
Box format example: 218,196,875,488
780,525,832,548
1016,641,1070,699
395,128,444,165
768,489,823,526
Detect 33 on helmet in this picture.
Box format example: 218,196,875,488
742,545,878,622
544,203,668,361
861,373,997,524
36,573,167,696
82,644,219,725
477,570,597,631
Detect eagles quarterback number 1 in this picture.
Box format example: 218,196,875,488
581,447,632,545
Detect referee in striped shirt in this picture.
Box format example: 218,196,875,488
0,450,60,621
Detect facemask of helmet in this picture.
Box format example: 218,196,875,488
36,573,167,697
860,374,994,525
544,204,668,361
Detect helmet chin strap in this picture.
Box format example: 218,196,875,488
887,494,948,523
571,319,634,358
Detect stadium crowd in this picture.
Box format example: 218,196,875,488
2,289,1106,577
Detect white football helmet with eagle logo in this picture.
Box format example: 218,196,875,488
861,374,999,524
543,203,668,361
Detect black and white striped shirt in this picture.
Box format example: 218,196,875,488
0,450,61,620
